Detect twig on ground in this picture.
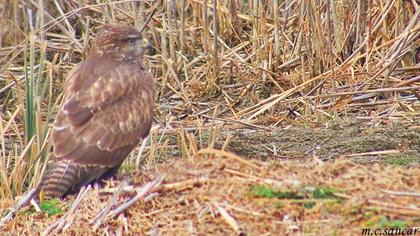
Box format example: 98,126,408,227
198,148,263,171
92,176,164,229
346,150,401,157
100,176,209,194
0,188,37,227
91,181,128,230
157,177,209,192
213,202,246,236
107,177,164,218
381,190,420,198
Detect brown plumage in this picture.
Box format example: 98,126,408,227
37,24,155,199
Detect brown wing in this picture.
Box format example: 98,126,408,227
50,55,155,167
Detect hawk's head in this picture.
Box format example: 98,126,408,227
92,24,151,61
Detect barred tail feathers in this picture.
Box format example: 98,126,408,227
38,160,79,199
37,160,112,199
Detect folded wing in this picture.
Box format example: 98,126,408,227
51,58,155,167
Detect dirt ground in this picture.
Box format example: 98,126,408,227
153,119,420,165
223,120,420,163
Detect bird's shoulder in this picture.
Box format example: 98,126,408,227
64,55,150,97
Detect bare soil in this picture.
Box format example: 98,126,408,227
223,121,420,164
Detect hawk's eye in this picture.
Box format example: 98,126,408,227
127,38,136,44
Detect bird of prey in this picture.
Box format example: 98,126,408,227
36,23,155,200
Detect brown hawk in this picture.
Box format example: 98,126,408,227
37,24,155,199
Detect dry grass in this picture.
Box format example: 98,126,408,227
1,150,420,235
0,0,419,234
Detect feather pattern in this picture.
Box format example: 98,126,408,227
37,24,154,200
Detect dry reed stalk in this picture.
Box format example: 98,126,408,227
273,0,280,67
202,0,209,52
258,0,267,62
160,11,169,77
212,0,219,77
326,0,335,85
355,0,367,46
167,0,177,70
251,0,259,66
190,2,199,51
331,0,345,55
180,0,186,56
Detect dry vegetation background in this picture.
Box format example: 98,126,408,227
0,0,419,235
